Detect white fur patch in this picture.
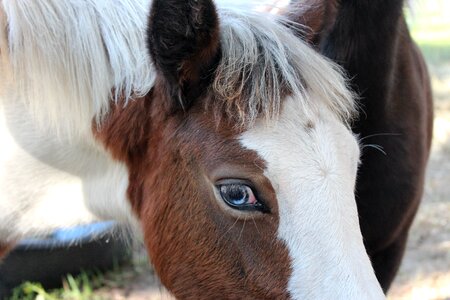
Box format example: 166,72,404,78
241,98,385,299
0,94,137,242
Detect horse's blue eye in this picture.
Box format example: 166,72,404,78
218,184,264,212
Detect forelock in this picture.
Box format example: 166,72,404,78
211,8,357,128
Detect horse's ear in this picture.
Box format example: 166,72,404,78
147,0,220,108
285,0,339,46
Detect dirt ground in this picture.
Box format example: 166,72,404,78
91,60,450,300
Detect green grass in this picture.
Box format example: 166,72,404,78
6,250,152,300
7,271,106,300
411,26,450,64
416,43,450,65
406,4,450,64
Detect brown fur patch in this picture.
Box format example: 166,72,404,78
95,89,292,298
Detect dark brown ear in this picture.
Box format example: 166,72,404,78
285,0,339,46
147,0,221,109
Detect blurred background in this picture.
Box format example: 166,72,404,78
2,0,449,299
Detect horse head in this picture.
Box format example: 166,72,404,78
96,0,385,298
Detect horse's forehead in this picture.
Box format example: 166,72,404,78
240,97,366,298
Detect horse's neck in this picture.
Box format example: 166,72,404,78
0,91,136,243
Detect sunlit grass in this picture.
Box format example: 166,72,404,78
4,244,156,300
8,272,104,300
407,2,450,64
5,256,141,300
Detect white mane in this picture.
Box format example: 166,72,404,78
0,0,355,138
0,0,155,137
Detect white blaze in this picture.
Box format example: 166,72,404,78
241,97,385,299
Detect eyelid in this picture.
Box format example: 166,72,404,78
215,178,255,190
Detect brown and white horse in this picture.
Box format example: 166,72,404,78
0,0,431,298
